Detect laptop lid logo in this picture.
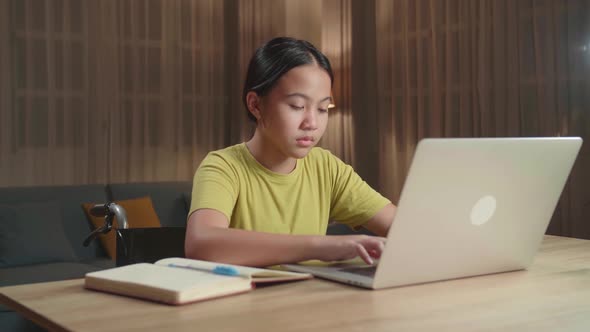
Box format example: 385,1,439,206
470,195,497,226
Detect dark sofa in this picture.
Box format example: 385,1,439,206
0,181,192,332
0,181,364,331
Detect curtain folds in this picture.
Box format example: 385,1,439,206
1,0,588,238
373,0,589,237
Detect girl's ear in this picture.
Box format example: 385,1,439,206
246,91,262,121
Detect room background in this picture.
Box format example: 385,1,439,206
0,0,588,238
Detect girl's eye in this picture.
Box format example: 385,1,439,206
318,108,329,113
290,105,304,110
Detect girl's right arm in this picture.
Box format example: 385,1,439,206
184,208,386,268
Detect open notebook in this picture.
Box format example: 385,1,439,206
84,257,312,305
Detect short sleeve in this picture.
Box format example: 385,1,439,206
189,152,239,221
328,154,391,229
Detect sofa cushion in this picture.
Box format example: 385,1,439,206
0,184,110,261
82,196,161,259
107,181,191,227
0,201,77,268
0,311,46,332
0,262,109,287
80,258,116,270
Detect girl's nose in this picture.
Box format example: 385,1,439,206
301,110,317,130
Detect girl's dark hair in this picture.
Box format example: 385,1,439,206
242,37,334,122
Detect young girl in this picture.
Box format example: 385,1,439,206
185,37,396,267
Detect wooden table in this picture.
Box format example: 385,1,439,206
2,235,590,332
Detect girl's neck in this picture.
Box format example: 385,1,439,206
246,131,297,174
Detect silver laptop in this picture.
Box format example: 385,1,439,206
284,137,583,289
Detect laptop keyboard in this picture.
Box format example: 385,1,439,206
339,266,377,277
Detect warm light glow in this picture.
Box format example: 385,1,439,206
328,92,335,109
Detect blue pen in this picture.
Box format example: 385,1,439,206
168,263,247,278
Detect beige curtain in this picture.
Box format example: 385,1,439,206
319,0,355,165
0,0,11,178
104,0,229,183
0,0,234,185
1,0,99,185
0,0,355,184
373,0,589,238
1,0,588,238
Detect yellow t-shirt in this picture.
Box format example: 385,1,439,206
189,143,390,235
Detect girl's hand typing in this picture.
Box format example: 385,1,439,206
312,235,386,265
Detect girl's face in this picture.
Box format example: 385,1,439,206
252,64,332,160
